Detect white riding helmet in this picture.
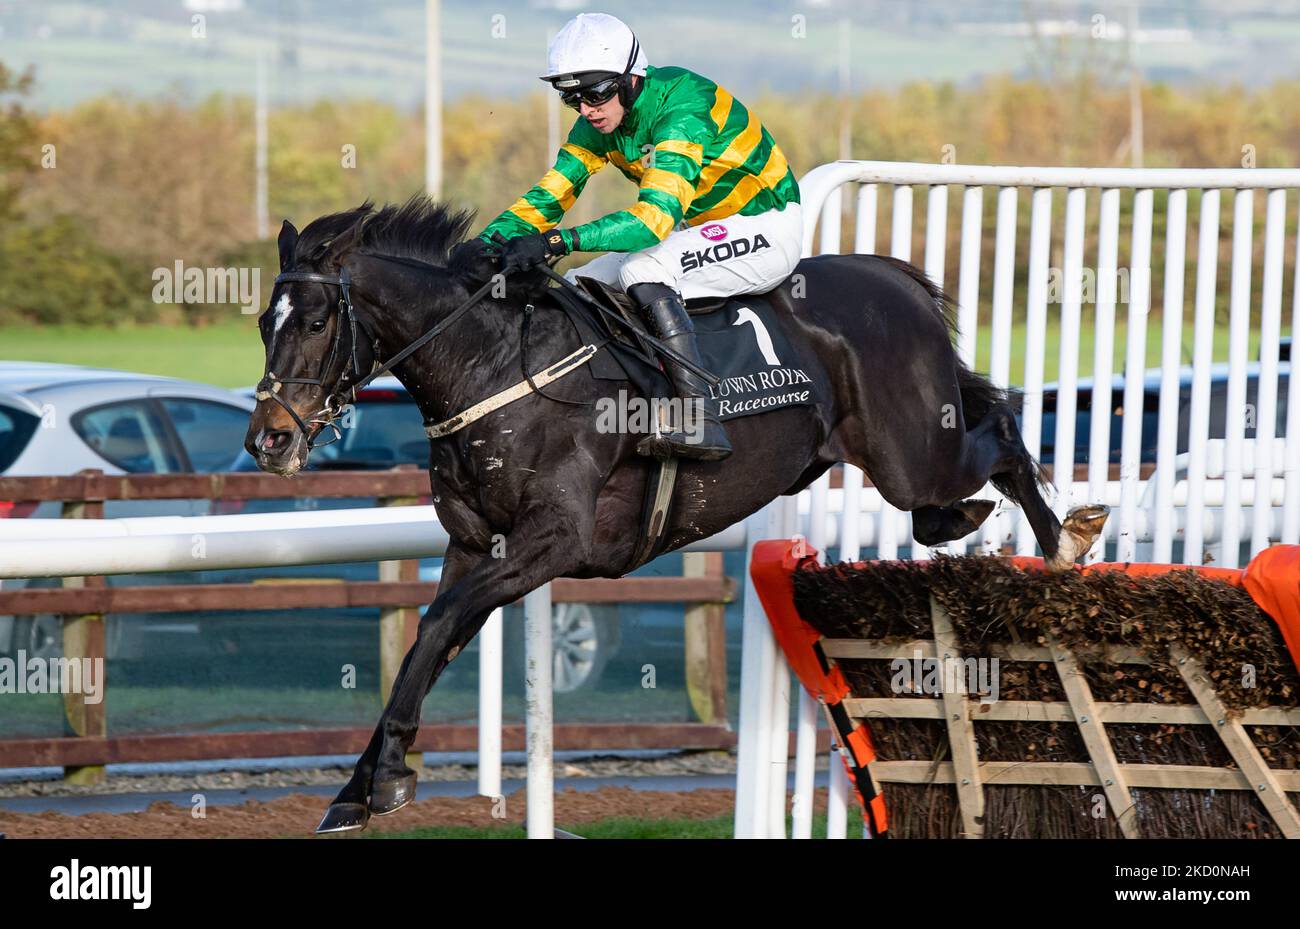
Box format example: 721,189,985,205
540,12,648,88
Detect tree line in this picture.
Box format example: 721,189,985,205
1,60,1297,326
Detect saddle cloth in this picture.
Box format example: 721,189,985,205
553,276,817,422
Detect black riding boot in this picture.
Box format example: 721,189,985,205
627,282,733,462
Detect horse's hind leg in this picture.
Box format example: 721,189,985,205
947,404,1108,568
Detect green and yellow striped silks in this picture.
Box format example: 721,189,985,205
480,64,800,255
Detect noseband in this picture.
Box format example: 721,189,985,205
255,267,364,449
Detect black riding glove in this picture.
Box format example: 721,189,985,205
499,230,569,274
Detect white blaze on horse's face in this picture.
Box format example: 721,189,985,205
270,292,294,349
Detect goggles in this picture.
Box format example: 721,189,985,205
558,76,621,110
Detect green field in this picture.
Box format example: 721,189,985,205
0,316,1269,390
0,319,266,389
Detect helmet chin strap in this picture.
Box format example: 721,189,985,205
610,32,642,128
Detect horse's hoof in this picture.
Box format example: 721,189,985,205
369,773,417,816
1047,504,1111,570
316,802,370,835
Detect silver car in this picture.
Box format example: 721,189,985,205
0,362,255,659
0,361,254,487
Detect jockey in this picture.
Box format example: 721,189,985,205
475,12,803,462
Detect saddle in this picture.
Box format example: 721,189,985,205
546,273,811,571
553,275,728,383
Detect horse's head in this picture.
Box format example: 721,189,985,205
245,210,377,476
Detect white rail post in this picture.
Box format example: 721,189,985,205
1153,189,1188,563
1017,187,1053,555
1284,195,1300,545
735,502,786,838
1184,189,1220,564
878,183,913,560
478,607,503,799
1221,189,1255,567
1054,187,1087,520
985,185,1018,554
1117,189,1154,561
1252,189,1287,556
524,584,553,838
1087,188,1122,562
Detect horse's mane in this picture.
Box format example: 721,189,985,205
295,195,476,268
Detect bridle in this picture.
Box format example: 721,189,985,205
255,266,365,448
255,256,498,449
254,244,714,452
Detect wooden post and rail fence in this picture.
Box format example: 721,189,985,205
0,468,737,778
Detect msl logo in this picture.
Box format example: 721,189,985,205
680,233,771,272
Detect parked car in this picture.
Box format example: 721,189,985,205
1037,360,1290,466
0,362,254,481
0,362,257,664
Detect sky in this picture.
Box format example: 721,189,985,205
1,0,1298,112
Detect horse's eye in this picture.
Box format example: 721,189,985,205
309,319,327,333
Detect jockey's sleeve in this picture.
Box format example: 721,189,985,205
478,126,608,244
565,113,710,254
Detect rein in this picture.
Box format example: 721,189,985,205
256,253,561,449
256,246,717,449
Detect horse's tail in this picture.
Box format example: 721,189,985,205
876,254,1053,494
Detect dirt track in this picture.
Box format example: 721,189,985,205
0,786,745,838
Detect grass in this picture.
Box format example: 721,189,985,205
0,318,265,389
0,315,1266,390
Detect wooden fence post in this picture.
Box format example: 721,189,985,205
61,469,105,785
684,551,728,725
929,598,985,837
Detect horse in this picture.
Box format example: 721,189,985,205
244,196,1109,833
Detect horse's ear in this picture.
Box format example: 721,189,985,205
321,216,366,271
277,221,299,271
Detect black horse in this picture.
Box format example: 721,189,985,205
245,197,1108,833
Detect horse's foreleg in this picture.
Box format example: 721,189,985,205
315,543,480,834
317,512,587,834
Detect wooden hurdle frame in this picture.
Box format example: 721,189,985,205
744,535,1300,839
825,600,1300,839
